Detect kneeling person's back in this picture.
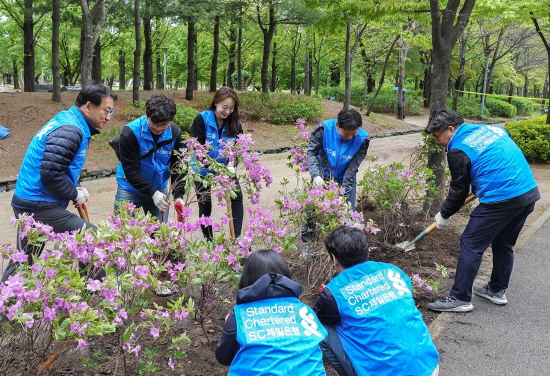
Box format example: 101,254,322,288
314,226,439,376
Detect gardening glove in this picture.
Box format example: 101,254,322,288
435,212,451,229
152,191,170,212
227,166,236,175
174,198,186,223
313,176,325,187
74,187,88,207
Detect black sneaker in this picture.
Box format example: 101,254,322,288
473,284,507,305
428,295,473,312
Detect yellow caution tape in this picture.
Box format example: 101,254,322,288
455,90,549,103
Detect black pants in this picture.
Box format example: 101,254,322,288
196,179,243,239
450,201,535,302
2,206,105,282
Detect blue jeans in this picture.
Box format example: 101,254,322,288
114,186,168,222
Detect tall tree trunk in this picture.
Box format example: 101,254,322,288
143,17,153,90
209,15,220,92
396,35,410,120
227,24,236,88
290,57,296,93
23,0,34,92
315,58,321,95
156,57,162,89
119,50,126,90
91,38,101,83
426,0,476,213
259,3,275,93
13,61,20,90
133,0,141,105
80,0,107,88
237,10,243,90
304,41,310,95
185,16,196,100
343,22,352,109
271,42,277,92
52,0,61,101
330,60,340,87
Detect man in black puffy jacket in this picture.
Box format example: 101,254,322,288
3,83,117,282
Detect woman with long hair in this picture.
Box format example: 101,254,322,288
190,86,244,239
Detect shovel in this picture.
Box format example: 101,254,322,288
396,193,477,252
76,203,90,222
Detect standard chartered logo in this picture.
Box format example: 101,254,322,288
487,125,506,136
299,307,323,338
387,270,410,296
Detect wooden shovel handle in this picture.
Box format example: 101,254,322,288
425,193,477,234
77,204,89,222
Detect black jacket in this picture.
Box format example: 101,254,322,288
215,273,303,366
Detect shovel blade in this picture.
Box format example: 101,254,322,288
395,241,416,252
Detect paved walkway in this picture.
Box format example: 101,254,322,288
429,208,550,375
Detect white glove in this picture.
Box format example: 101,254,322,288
227,166,236,174
313,176,325,187
435,212,451,229
152,191,169,212
77,187,89,201
74,188,87,207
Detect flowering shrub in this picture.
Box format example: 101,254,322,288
357,160,436,244
411,263,448,297
0,206,192,373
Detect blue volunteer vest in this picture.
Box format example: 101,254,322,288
116,116,177,196
15,106,90,206
327,261,439,376
197,109,238,176
230,297,327,376
448,123,537,203
321,120,368,183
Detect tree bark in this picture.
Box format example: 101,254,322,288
91,38,101,83
304,41,310,96
185,16,196,100
210,15,220,91
343,22,352,109
396,35,411,120
23,0,35,92
143,17,153,90
271,42,277,92
426,0,476,213
80,0,107,88
237,10,243,90
13,61,20,90
156,57,162,90
52,0,61,101
227,24,238,87
259,3,276,93
133,0,141,104
119,50,126,90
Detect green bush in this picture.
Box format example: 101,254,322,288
511,98,534,116
447,97,488,120
504,116,550,163
239,92,324,124
486,98,517,118
174,104,198,133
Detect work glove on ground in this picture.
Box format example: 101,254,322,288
74,187,88,207
435,212,451,229
313,176,325,187
152,191,170,212
174,198,186,223
227,166,236,175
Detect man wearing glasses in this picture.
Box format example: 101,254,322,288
114,94,185,224
425,109,540,312
3,83,117,282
